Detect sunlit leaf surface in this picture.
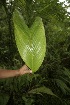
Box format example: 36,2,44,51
13,9,46,72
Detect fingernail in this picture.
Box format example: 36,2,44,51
30,70,32,73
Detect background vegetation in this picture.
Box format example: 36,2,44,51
0,0,70,105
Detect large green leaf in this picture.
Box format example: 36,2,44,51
13,9,46,72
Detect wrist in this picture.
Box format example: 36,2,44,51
16,70,20,76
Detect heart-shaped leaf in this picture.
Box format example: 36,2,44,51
13,10,46,72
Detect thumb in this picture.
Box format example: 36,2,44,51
25,69,32,74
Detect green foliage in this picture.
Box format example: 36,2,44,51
0,0,70,105
0,93,9,105
28,86,56,96
55,79,70,94
13,9,46,72
63,67,70,79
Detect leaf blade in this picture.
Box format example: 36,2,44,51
28,86,56,97
13,10,46,72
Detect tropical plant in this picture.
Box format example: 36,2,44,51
13,9,46,72
0,0,70,105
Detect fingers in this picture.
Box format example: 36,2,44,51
24,65,32,73
19,65,32,75
24,69,32,74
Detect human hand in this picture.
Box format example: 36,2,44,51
18,65,32,75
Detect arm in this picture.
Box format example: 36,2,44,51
0,65,32,78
